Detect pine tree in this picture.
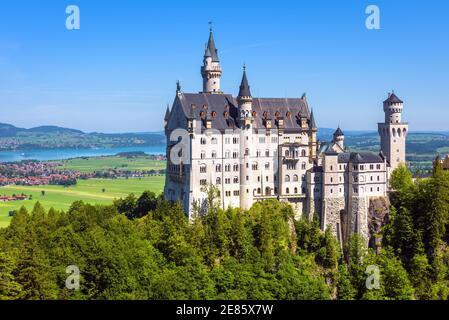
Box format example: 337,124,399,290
0,251,23,300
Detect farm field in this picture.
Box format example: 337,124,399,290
51,155,166,173
0,176,165,228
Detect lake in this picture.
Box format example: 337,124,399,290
0,146,166,163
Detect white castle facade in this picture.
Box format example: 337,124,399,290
164,30,408,243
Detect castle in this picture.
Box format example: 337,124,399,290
164,29,408,243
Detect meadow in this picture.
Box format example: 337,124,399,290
0,176,165,228
0,155,167,228
52,155,166,172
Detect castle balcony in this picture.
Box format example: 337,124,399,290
283,154,300,161
278,194,307,201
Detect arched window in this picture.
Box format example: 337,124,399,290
201,151,206,159
233,164,239,172
285,175,291,182
301,149,306,157
225,164,231,172
266,187,271,196
286,188,290,194
216,164,222,172
285,150,290,157
301,162,306,170
293,175,299,182
294,187,298,194
216,177,221,185
200,164,207,173
233,177,239,184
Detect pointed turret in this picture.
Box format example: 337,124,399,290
201,27,222,94
333,126,345,150
205,30,219,62
238,65,252,101
164,104,171,129
310,109,317,130
334,126,344,137
309,109,318,161
164,105,171,121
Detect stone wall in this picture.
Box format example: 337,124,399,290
322,197,346,239
350,196,369,241
368,196,390,252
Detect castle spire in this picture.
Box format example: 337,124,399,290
310,109,317,129
205,27,219,62
164,104,171,121
238,64,252,99
201,26,222,94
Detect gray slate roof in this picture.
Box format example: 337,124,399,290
205,31,219,62
334,127,344,137
177,93,311,131
238,70,251,98
338,152,384,164
384,93,403,104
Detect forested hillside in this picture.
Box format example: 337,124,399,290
1,163,449,300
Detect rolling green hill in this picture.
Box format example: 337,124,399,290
0,122,165,150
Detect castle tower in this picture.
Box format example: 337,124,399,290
378,92,408,173
201,28,222,94
238,65,254,210
333,127,345,151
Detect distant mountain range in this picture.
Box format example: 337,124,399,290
0,123,166,151
0,123,84,137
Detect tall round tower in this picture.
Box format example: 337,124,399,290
201,28,222,94
378,92,408,174
238,65,254,210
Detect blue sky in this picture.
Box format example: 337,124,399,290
0,0,448,133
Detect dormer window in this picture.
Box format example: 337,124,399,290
266,119,272,129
